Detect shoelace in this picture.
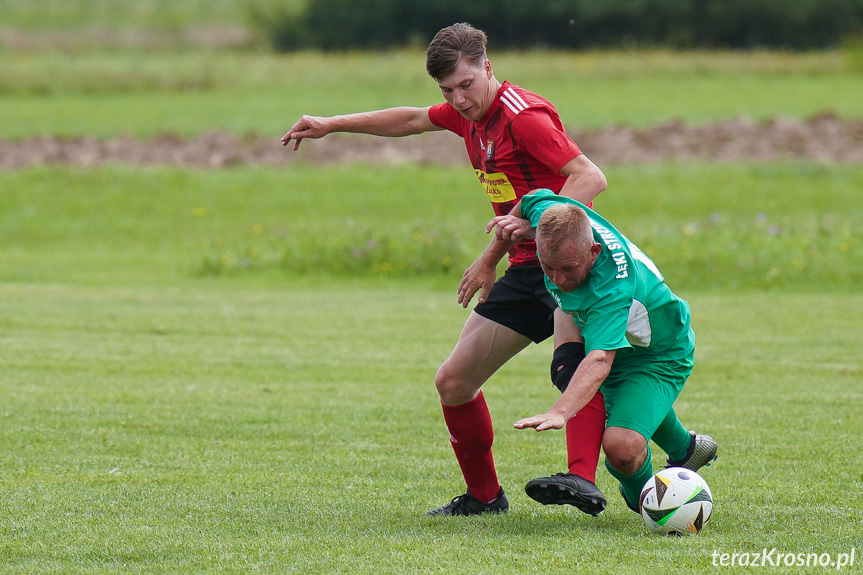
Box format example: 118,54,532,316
447,493,473,511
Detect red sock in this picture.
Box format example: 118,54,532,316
565,390,606,483
441,391,500,504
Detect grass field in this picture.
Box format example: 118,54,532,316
0,281,859,573
1,164,862,573
3,164,862,291
2,50,863,138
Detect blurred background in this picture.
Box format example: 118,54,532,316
3,0,863,52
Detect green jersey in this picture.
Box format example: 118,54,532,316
520,190,695,367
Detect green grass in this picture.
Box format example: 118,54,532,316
602,163,863,292
1,282,860,573
2,50,863,138
0,165,485,285
1,162,862,572
3,163,861,291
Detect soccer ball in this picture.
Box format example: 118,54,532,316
639,467,713,535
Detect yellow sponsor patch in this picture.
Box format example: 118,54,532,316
475,170,517,203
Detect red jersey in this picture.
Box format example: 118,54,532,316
428,81,582,266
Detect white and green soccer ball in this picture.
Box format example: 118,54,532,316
639,467,713,535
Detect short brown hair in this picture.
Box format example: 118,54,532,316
425,23,488,81
537,203,594,257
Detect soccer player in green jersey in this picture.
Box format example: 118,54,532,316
487,189,717,513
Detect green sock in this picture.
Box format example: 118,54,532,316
650,408,691,462
605,446,654,507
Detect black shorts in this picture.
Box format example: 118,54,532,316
473,265,558,343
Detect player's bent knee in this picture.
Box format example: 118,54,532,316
605,451,643,474
603,428,647,473
550,342,586,393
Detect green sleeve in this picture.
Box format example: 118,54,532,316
520,189,577,227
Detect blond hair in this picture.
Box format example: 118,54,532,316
536,203,594,257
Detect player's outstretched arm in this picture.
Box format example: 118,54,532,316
280,106,440,150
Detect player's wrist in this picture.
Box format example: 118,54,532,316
549,406,570,421
478,247,505,269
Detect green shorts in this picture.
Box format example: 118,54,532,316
600,353,694,441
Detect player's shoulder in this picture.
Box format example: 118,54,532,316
498,84,561,136
499,83,556,117
428,101,469,133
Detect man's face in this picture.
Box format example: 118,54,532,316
538,240,601,292
437,58,495,122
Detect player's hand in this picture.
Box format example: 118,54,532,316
457,260,496,308
486,215,534,242
513,412,566,432
281,115,330,150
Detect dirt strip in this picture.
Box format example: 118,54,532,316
2,115,862,169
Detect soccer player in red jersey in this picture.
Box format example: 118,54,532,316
282,23,609,516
